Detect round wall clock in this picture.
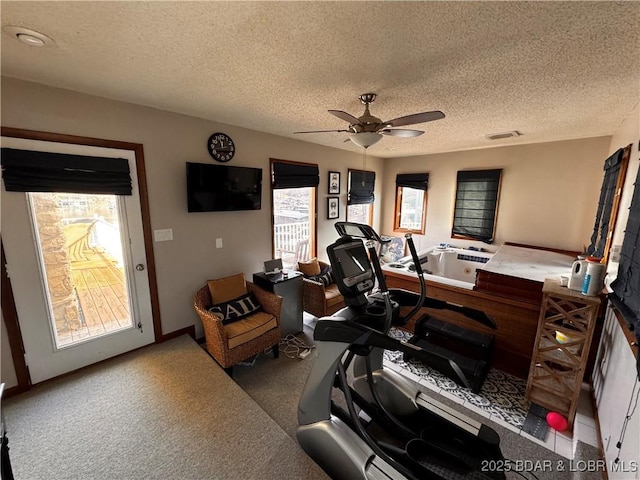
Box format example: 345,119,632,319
207,133,235,162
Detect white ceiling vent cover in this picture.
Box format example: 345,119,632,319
485,131,521,140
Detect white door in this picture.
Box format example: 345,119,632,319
1,137,155,383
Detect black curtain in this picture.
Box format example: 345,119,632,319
586,149,624,258
1,148,132,195
611,163,640,375
272,162,319,189
396,173,429,191
348,170,375,205
451,169,501,243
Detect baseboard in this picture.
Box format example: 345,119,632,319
160,325,196,342
3,383,30,399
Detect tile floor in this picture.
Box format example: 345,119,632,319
303,313,600,460
383,345,599,460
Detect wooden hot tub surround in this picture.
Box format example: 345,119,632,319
385,269,540,379
385,244,606,380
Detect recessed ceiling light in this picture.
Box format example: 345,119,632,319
2,26,55,47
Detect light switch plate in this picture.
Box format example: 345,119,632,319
215,238,223,249
154,229,173,242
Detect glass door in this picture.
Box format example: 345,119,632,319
1,136,155,384
28,192,135,349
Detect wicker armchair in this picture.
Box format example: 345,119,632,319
301,261,346,318
194,280,282,375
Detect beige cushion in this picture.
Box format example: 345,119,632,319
223,311,278,349
325,284,344,307
207,273,247,304
298,257,321,276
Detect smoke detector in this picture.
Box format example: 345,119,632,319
2,26,55,47
485,131,521,141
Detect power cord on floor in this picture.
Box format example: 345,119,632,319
278,334,316,359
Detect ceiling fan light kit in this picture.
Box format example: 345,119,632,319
294,93,445,148
350,132,382,149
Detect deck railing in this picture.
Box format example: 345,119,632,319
274,222,309,258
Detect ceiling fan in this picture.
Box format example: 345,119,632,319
294,93,445,148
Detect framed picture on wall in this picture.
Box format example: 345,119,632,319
327,197,339,219
328,171,340,194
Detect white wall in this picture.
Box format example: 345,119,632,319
593,100,639,478
381,137,611,253
0,77,384,344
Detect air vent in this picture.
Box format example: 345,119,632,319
485,131,521,140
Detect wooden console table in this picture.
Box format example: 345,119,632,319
525,279,600,428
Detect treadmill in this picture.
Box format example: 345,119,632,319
297,222,506,480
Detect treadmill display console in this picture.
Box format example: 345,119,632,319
331,241,375,297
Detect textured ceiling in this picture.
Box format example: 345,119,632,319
1,1,639,158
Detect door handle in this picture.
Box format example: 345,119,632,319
136,264,145,271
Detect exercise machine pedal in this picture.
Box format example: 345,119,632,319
404,315,494,393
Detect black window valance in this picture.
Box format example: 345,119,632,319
396,173,429,191
1,148,132,195
272,161,319,189
348,170,375,205
451,169,502,243
586,149,624,258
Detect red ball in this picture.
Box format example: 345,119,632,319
546,412,568,431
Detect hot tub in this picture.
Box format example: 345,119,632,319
383,246,494,290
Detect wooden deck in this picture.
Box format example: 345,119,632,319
57,249,132,347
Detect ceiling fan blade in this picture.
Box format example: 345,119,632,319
385,110,445,128
293,129,350,134
380,128,424,138
328,110,362,125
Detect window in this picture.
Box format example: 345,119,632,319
610,147,640,373
393,173,428,234
452,169,502,243
347,169,375,226
270,159,318,270
586,146,630,262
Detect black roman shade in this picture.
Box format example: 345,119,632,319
396,173,429,191
348,170,375,205
452,169,502,243
587,149,624,258
272,161,319,189
611,163,640,374
1,148,132,195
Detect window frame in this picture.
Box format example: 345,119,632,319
586,145,630,263
393,185,427,235
269,158,318,266
451,169,502,244
346,169,375,227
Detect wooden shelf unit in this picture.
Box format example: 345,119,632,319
525,278,600,429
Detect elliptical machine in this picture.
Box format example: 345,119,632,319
297,222,506,480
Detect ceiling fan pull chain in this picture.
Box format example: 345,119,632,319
362,148,367,182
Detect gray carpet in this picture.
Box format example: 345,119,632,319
3,335,327,480
234,318,604,480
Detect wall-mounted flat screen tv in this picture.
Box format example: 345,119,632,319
186,162,262,212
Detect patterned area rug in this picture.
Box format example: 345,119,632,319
384,328,529,431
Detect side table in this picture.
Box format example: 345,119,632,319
525,278,601,429
253,271,303,337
